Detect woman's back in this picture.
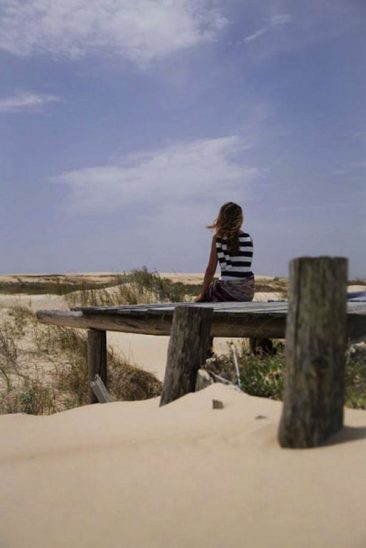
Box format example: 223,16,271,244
216,230,254,281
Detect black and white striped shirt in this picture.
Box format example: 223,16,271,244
216,231,254,280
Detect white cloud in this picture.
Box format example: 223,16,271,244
0,0,227,64
240,2,362,59
0,91,60,112
53,136,261,212
244,28,268,43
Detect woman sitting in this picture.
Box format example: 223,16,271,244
195,202,255,302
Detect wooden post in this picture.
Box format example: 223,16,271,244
160,305,213,406
87,329,107,404
278,257,348,448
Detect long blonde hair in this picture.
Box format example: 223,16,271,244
207,202,243,253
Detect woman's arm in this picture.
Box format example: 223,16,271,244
195,236,218,302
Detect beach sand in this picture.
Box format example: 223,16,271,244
1,274,366,547
1,384,366,548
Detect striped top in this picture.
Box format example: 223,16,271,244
216,231,254,280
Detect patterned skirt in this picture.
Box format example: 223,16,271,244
200,275,255,303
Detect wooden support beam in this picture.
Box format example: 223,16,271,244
87,329,107,404
278,257,348,448
160,305,213,406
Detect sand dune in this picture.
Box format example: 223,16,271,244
1,275,366,547
1,384,366,548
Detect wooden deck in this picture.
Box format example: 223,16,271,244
36,301,366,341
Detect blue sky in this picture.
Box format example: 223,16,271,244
0,0,365,277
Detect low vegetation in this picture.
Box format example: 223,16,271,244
0,275,115,295
205,341,366,409
0,268,194,416
1,269,365,415
254,276,288,298
65,268,200,307
0,269,201,301
0,305,161,415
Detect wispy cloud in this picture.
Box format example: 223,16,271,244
53,136,261,213
0,0,227,65
0,91,60,113
244,28,268,44
242,12,293,44
240,2,363,58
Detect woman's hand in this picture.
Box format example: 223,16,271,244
194,294,205,302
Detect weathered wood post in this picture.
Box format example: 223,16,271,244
87,329,107,404
160,305,213,406
278,256,348,448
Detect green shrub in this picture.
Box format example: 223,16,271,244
239,353,284,399
205,341,366,407
344,345,366,409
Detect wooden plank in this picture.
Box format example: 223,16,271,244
74,303,175,313
75,301,365,317
90,374,113,403
348,304,366,313
37,308,287,337
36,309,174,335
278,257,347,448
76,301,289,313
36,305,366,340
75,303,289,319
74,301,366,314
160,306,213,406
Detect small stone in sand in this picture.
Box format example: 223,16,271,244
212,399,224,410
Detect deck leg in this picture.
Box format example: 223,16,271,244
87,329,107,404
206,335,214,359
160,305,213,406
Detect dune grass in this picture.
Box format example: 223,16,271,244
1,269,365,415
0,269,297,300
65,267,200,307
0,305,161,415
0,268,197,415
0,268,202,300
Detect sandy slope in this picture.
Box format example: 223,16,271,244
1,384,366,548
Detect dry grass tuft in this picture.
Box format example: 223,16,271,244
65,268,199,308
0,305,161,415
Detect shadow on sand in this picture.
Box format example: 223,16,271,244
324,425,366,446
